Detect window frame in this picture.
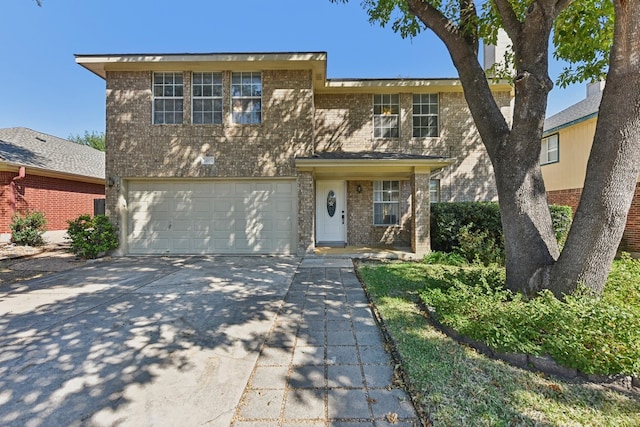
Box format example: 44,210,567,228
373,94,400,138
152,72,184,125
231,71,262,124
412,93,439,138
373,180,400,225
191,72,223,125
430,179,441,203
541,133,559,165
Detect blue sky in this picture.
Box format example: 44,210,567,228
1,0,587,139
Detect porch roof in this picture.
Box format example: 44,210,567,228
295,151,454,180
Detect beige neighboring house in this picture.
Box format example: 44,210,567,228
542,82,640,253
76,51,512,256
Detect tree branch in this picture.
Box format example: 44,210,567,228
460,0,480,54
406,0,510,153
493,0,522,39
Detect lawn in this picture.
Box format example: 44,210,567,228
357,256,640,426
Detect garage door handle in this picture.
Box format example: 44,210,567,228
168,220,172,230
341,211,344,224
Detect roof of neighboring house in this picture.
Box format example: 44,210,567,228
0,127,105,180
544,90,602,135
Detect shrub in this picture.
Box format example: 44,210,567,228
431,202,573,254
67,214,118,259
549,204,573,248
430,202,502,253
423,251,469,266
417,258,640,376
10,210,47,246
455,224,504,266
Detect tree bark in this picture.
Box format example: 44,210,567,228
548,0,640,297
407,0,639,297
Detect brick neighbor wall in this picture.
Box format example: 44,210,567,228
0,171,105,233
547,184,640,253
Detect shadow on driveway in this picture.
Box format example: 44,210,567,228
0,256,299,426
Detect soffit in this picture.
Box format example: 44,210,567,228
295,153,454,180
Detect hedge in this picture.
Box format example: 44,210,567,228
430,202,573,253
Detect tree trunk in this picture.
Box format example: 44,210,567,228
406,0,640,297
548,0,640,297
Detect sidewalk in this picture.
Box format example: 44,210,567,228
231,257,421,426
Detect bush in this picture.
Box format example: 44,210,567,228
423,251,469,266
417,257,640,376
67,214,118,259
549,204,573,248
10,210,47,246
455,224,504,265
430,202,502,253
430,202,573,258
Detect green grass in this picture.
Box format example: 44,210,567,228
358,257,640,426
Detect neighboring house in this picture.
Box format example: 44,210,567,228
76,51,512,256
0,127,105,241
542,82,640,253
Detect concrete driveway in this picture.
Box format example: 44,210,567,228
0,256,299,427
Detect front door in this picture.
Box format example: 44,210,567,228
316,180,346,245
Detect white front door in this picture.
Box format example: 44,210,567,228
316,180,346,245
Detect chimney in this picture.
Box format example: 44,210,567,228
483,29,513,73
587,80,605,98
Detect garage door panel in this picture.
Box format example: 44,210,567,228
127,179,296,254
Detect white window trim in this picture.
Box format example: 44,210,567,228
152,72,184,125
430,179,441,203
373,180,400,225
413,93,439,138
373,94,400,138
191,72,223,125
541,133,559,165
231,71,262,124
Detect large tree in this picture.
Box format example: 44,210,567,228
334,0,640,297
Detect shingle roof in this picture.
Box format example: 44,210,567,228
0,127,105,179
544,90,602,134
298,151,447,161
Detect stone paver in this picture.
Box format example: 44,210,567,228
232,263,420,426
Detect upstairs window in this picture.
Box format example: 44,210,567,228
413,94,439,137
541,134,559,165
231,72,262,124
373,180,400,225
153,72,183,124
373,94,399,138
192,72,223,124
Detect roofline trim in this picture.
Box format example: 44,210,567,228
0,161,105,184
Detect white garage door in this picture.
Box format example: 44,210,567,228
127,180,297,255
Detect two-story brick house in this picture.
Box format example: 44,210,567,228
76,52,512,256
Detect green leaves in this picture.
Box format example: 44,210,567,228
10,210,47,246
66,214,118,259
553,0,613,87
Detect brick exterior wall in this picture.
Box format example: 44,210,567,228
547,185,640,252
105,69,315,231
346,180,411,247
314,90,510,247
297,171,315,254
0,171,104,233
104,65,510,252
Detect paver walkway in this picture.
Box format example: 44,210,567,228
231,258,420,426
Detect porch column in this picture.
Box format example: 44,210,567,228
411,168,431,256
297,170,315,255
